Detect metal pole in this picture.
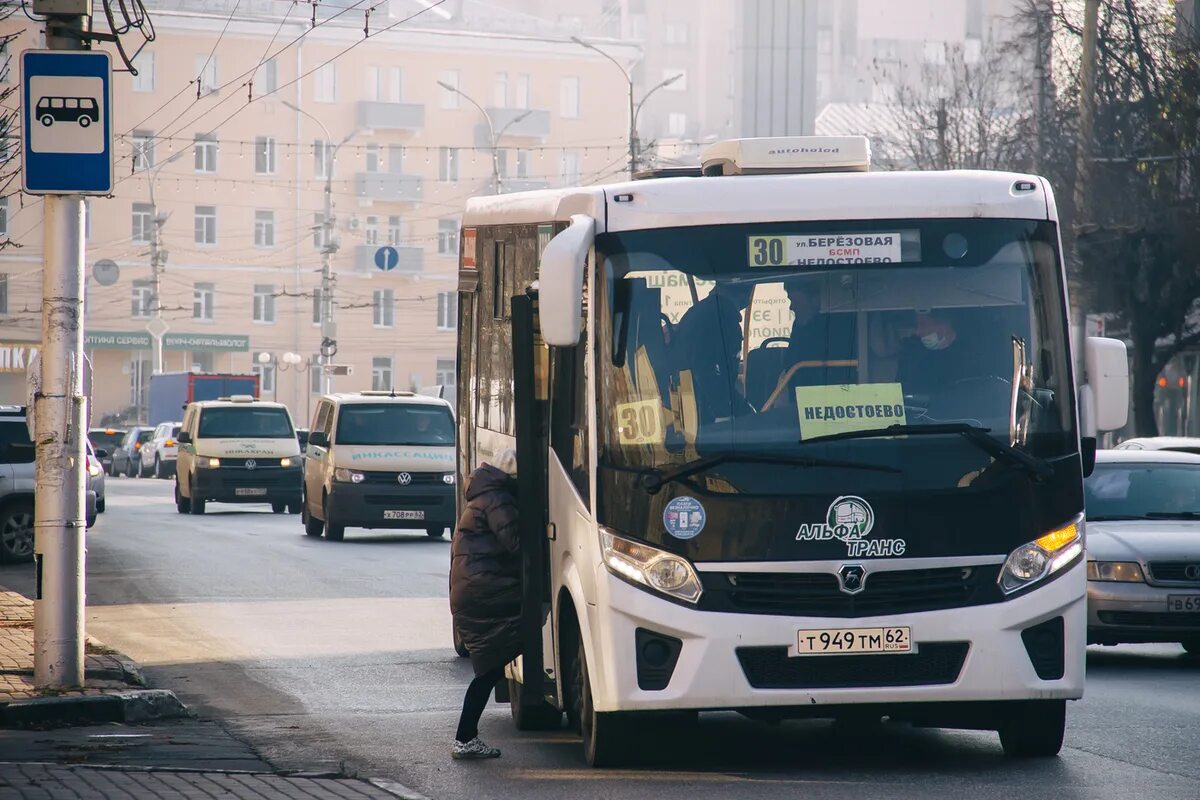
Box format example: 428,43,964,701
148,181,164,374
437,81,500,193
34,11,87,690
570,37,637,177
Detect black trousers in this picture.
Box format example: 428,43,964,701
455,666,504,743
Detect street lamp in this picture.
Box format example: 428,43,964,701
281,99,357,395
437,80,531,194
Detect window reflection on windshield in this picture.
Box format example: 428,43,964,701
335,405,454,446
596,219,1073,487
1086,464,1200,519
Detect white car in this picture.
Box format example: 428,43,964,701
1115,436,1200,455
140,421,182,479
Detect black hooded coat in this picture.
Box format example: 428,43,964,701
449,464,523,676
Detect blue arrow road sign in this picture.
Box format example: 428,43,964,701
375,246,400,272
22,50,114,195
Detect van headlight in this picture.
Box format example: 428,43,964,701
998,517,1083,595
442,473,455,485
333,468,365,483
601,528,702,604
200,457,221,468
279,457,293,468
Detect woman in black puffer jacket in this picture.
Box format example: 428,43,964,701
449,449,521,760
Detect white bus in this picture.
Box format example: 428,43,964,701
453,137,1129,766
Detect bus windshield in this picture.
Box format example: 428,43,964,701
596,218,1075,499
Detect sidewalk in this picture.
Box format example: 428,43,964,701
0,588,185,727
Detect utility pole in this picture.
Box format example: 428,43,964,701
436,81,531,195
34,7,87,689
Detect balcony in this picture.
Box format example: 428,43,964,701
353,245,424,274
475,108,550,145
357,101,425,132
354,173,423,203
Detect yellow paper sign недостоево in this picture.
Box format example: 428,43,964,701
795,383,907,440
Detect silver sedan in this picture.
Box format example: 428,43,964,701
1085,449,1200,655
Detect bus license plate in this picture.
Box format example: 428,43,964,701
795,626,911,656
384,510,424,520
235,487,267,496
1167,595,1200,612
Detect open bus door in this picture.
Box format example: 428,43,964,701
506,291,563,729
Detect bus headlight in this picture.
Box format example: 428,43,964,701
998,517,1083,595
600,528,702,604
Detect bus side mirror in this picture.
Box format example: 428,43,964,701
538,214,595,347
1084,336,1129,432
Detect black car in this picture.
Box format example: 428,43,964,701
111,426,154,478
88,427,127,475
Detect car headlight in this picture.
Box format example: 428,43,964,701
442,473,455,485
999,517,1083,595
333,468,365,483
279,457,293,468
1086,561,1145,582
600,528,703,604
200,457,221,468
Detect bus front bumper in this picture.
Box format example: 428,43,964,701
587,559,1086,714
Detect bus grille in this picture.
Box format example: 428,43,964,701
699,565,1002,618
736,642,969,689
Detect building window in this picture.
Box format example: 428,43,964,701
131,130,155,171
314,139,331,179
310,364,323,393
439,70,460,108
438,147,459,182
132,202,153,244
365,143,380,172
252,354,276,393
194,206,217,245
314,63,337,102
0,274,7,315
364,215,379,245
560,150,581,184
437,218,459,255
132,280,153,319
255,136,276,175
373,289,394,327
312,287,322,325
435,357,455,386
560,76,581,118
253,284,276,323
258,58,278,94
388,144,405,174
193,282,215,320
387,215,402,245
437,292,457,330
667,112,687,137
515,73,531,109
195,55,218,96
663,69,687,91
388,67,403,102
964,38,982,64
493,72,508,107
132,51,155,92
366,65,382,102
254,210,275,247
194,133,217,173
923,41,947,65
371,357,393,391
665,22,689,44
516,149,530,178
193,351,215,373
0,198,8,237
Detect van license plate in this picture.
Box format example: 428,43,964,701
1167,595,1200,612
384,510,424,520
235,488,267,497
795,626,911,656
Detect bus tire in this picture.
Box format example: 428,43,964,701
577,637,634,767
508,673,562,731
998,700,1065,758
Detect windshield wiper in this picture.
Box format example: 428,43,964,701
1144,511,1200,520
798,423,1054,482
639,452,899,495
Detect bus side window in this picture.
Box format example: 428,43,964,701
551,345,590,509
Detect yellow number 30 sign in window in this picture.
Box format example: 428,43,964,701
615,399,664,445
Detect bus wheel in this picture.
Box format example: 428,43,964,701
40,114,53,126
577,637,634,766
998,700,1065,758
508,672,562,731
79,116,91,128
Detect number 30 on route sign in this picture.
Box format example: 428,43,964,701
21,50,114,195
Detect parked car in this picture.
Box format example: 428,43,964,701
1,406,95,564
1115,437,1200,456
1085,449,1200,655
139,421,182,478
111,426,154,478
87,440,106,517
87,427,127,475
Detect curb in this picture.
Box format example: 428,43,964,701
0,688,189,728
368,777,434,800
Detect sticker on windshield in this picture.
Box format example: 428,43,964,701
795,383,907,441
615,399,664,446
664,496,705,540
796,496,907,558
748,232,917,267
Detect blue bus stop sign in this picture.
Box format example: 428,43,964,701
21,50,114,195
375,246,399,272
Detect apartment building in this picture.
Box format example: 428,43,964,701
0,2,635,424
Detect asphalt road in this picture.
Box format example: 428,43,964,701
3,479,1200,800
